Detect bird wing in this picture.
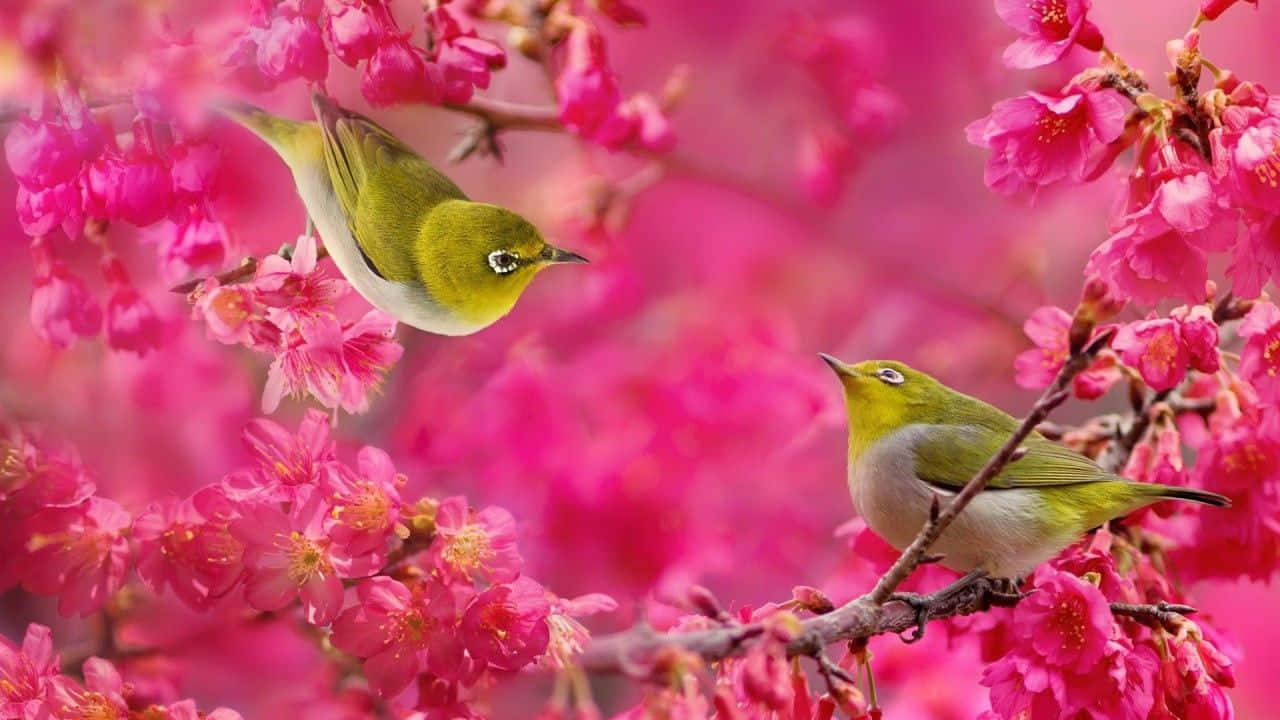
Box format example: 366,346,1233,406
911,423,1114,490
312,94,468,283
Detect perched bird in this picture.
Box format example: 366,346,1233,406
821,355,1228,581
218,94,587,335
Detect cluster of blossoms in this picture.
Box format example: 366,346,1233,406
969,0,1280,305
191,235,403,414
0,410,615,716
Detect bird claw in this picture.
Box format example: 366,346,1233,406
887,591,931,644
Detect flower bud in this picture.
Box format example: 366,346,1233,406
361,38,441,106
325,0,384,66
5,118,81,189
257,14,329,82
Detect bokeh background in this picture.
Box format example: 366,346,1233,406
2,0,1278,716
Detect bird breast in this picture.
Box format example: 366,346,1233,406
847,424,1067,580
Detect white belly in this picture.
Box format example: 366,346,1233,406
291,166,483,336
848,424,1068,580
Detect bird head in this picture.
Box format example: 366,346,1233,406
820,356,950,454
418,202,587,328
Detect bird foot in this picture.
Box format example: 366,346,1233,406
888,571,1034,643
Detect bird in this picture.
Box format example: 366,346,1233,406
217,93,588,336
820,355,1229,583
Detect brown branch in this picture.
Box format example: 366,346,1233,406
581,317,1115,674
1110,601,1195,633
1097,387,1172,473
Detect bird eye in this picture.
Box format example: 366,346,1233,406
877,368,905,385
487,250,520,275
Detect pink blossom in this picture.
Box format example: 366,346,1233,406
83,127,174,226
230,486,377,624
168,140,220,202
20,497,131,617
1201,0,1257,20
426,4,506,104
1229,214,1280,299
994,0,1104,69
1112,318,1188,391
1013,306,1120,398
49,656,129,719
322,446,406,556
194,280,273,347
797,125,853,205
434,496,522,583
1153,624,1235,719
361,37,441,107
0,623,59,718
132,484,245,610
256,13,329,83
542,592,618,669
242,409,336,491
335,310,403,413
966,87,1126,194
101,256,164,355
30,242,101,349
555,27,635,148
1228,117,1280,213
4,117,81,188
262,311,403,414
459,576,551,670
16,180,82,237
158,208,230,283
331,577,462,696
1239,300,1280,402
252,235,347,326
1173,304,1220,374
1013,567,1114,670
1085,205,1215,305
324,0,385,66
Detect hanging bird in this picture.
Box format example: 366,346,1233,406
821,355,1228,582
218,93,587,335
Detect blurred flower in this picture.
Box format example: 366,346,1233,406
29,243,101,349
361,37,440,107
49,656,130,719
995,0,1104,69
542,592,617,669
0,623,59,717
20,497,131,617
132,484,245,610
101,255,164,355
324,0,385,66
256,13,329,83
1239,300,1280,402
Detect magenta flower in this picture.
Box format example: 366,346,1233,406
361,37,440,107
1013,306,1119,398
966,87,1126,194
330,577,462,696
1012,568,1114,671
194,280,274,348
30,245,102,349
1155,625,1236,719
1229,214,1280,299
323,446,406,556
252,234,347,327
242,409,337,492
20,497,131,617
0,623,59,718
256,13,329,83
1201,0,1257,20
555,26,640,149
1112,318,1189,391
230,486,377,624
994,0,1104,69
434,496,522,583
543,592,618,669
262,310,403,414
83,128,173,227
168,140,220,202
3,117,82,189
1085,204,1217,305
1228,117,1280,213
48,656,129,719
324,0,386,66
460,576,551,671
157,208,230,283
426,4,506,104
16,180,82,238
132,484,245,610
101,256,164,355
336,310,404,413
1239,300,1280,402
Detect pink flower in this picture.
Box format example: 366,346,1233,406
1240,300,1280,401
132,484,245,610
1228,116,1280,213
230,486,377,624
252,235,347,327
1112,318,1188,391
331,577,462,696
256,13,329,83
20,497,131,616
1201,0,1257,20
1154,624,1235,719
555,27,642,149
335,310,404,413
168,140,220,202
994,0,1104,69
157,208,230,283
1229,214,1280,299
101,255,164,355
324,0,385,66
242,409,337,492
30,244,101,349
434,496,522,583
49,656,129,719
4,117,82,188
0,623,59,718
425,4,506,104
1013,306,1120,397
797,124,853,205
460,576,551,671
83,127,174,227
323,446,405,556
194,280,275,348
262,311,403,414
542,592,617,669
1173,304,1220,374
361,37,441,107
1013,567,1114,671
16,180,82,238
966,87,1126,194
1085,203,1217,305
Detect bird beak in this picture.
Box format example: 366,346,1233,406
820,353,856,378
541,245,589,265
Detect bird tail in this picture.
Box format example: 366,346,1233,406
1143,484,1231,508
213,100,311,161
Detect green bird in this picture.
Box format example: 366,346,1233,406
821,356,1229,581
219,93,587,336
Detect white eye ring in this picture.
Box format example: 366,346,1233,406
487,250,519,275
877,368,905,385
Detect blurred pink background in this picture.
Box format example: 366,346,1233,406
2,0,1278,716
